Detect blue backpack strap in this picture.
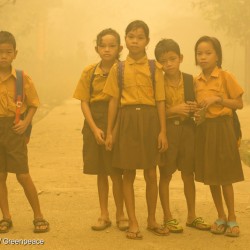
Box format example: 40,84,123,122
15,69,24,102
89,63,99,97
148,59,156,88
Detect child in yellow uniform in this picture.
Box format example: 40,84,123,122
155,39,210,233
0,31,49,233
74,29,128,231
194,36,244,237
104,20,168,239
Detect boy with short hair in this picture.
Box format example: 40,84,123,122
0,31,49,233
155,39,210,232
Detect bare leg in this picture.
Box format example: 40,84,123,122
110,174,126,222
123,170,139,234
0,173,11,221
181,172,196,223
16,173,47,231
210,185,227,232
159,169,172,221
97,174,109,220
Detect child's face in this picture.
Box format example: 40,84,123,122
95,34,122,63
158,51,183,76
125,28,149,58
0,43,17,70
196,41,218,72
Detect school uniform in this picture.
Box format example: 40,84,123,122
0,68,40,174
103,55,165,170
159,73,195,175
74,63,119,175
194,67,244,185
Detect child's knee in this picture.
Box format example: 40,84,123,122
123,170,136,182
16,173,31,184
181,172,194,183
144,167,157,183
159,172,172,183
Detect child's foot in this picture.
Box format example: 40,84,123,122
91,218,111,231
33,218,49,233
224,221,240,237
210,219,227,234
126,230,143,240
147,223,169,236
164,219,183,233
116,219,129,231
0,219,13,234
186,217,210,230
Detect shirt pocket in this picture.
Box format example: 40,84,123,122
6,91,17,113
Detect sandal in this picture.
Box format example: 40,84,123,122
186,217,211,231
0,219,13,234
126,230,143,240
147,225,169,236
164,219,183,233
210,219,227,235
91,218,111,231
224,221,240,237
33,218,49,233
116,219,129,231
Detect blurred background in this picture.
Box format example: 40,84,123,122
1,0,249,113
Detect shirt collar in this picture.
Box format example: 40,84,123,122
197,66,220,81
126,54,148,65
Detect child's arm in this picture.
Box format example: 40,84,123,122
156,101,168,152
12,107,37,134
166,101,197,117
105,96,119,151
81,101,105,145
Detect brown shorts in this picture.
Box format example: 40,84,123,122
159,118,195,175
82,102,121,175
0,117,29,174
195,116,244,185
112,105,160,170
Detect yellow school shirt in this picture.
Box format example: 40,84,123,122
103,55,165,106
73,63,110,103
195,67,244,118
0,68,40,117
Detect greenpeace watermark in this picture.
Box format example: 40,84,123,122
0,238,45,245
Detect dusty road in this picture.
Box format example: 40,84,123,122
1,100,250,250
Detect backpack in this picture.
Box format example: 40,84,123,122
15,70,32,144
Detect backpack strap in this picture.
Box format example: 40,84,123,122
14,70,24,124
148,59,156,87
89,63,99,96
183,73,195,102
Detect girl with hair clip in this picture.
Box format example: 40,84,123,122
73,28,128,232
194,36,244,237
104,20,168,239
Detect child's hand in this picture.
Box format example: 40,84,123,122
93,127,105,145
158,132,168,153
12,119,29,134
105,134,113,151
174,103,194,117
186,101,197,113
199,96,221,109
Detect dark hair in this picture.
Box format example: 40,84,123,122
96,28,121,46
194,36,222,68
154,39,181,61
125,20,149,39
0,31,16,50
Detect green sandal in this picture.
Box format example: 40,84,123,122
164,219,183,233
186,217,211,231
0,219,13,234
224,221,240,237
210,219,227,235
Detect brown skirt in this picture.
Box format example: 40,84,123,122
112,105,160,170
195,116,244,185
82,102,121,175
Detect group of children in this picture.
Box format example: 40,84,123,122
74,20,244,240
0,19,244,240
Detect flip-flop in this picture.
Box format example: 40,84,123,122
33,218,49,233
0,219,13,234
224,221,240,237
147,226,169,236
164,219,183,233
126,231,143,240
91,218,111,231
186,217,211,231
210,219,227,235
116,219,129,231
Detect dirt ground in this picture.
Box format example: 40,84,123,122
1,100,250,250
